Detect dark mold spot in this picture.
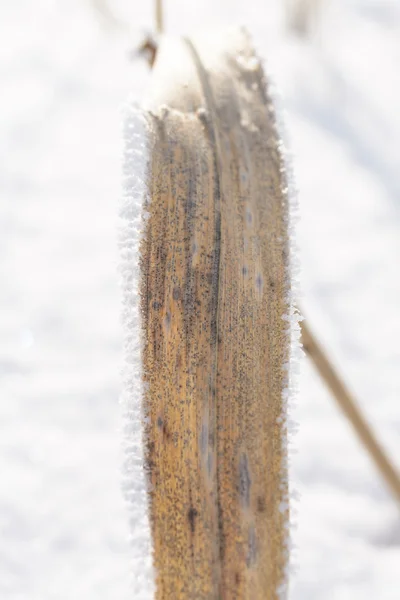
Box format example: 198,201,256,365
188,507,198,533
242,266,248,276
164,311,171,328
145,457,155,472
196,107,208,122
200,424,208,455
246,210,253,224
162,424,171,441
246,526,257,567
156,416,171,440
145,441,156,473
207,452,213,476
255,274,263,292
152,301,161,310
173,287,181,301
257,496,266,513
217,499,225,561
239,454,251,507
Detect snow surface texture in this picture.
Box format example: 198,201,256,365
1,1,400,599
119,106,154,598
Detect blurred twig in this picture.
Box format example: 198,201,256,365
301,318,400,507
285,0,323,37
155,0,164,34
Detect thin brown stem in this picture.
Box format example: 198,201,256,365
301,319,400,507
155,0,164,34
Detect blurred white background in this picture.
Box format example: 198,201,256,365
1,1,399,598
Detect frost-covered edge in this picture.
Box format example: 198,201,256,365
249,29,303,599
119,100,154,599
267,62,302,600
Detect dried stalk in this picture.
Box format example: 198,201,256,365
155,0,164,34
140,29,291,599
301,319,400,506
285,0,323,36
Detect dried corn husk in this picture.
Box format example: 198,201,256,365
121,27,294,600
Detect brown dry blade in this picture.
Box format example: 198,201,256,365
140,29,291,599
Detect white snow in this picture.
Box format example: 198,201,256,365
1,1,399,599
120,104,154,598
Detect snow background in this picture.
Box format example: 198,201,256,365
1,0,399,598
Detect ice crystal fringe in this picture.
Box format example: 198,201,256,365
270,71,302,597
119,101,154,599
251,35,303,597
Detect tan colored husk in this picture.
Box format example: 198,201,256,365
140,29,291,599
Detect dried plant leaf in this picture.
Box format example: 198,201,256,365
139,28,291,600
